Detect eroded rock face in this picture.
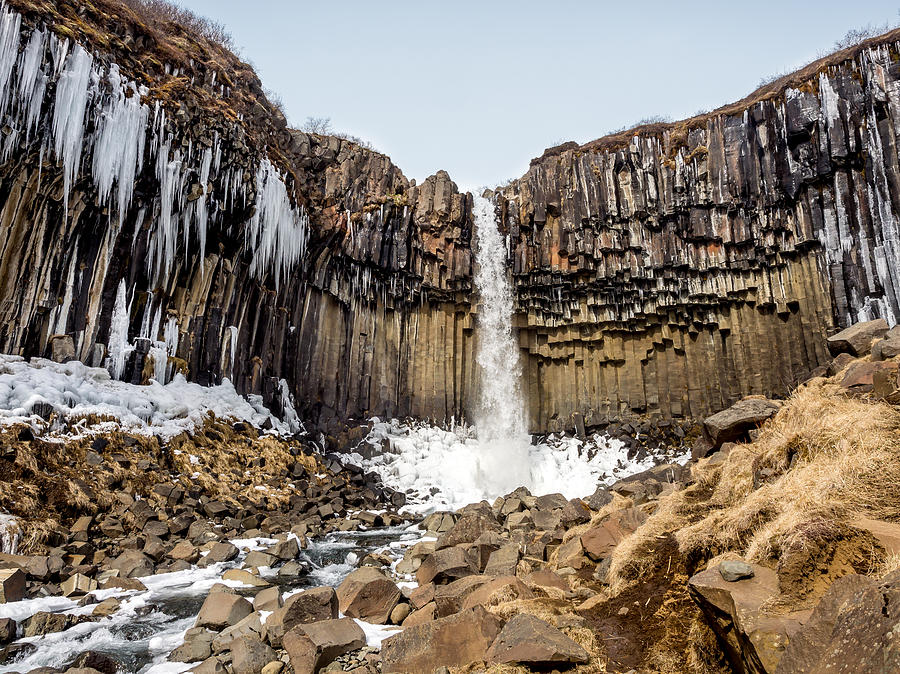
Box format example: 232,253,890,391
0,0,899,436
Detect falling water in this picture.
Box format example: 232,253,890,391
471,194,534,493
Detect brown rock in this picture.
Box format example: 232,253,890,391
827,319,889,356
253,586,283,612
266,586,338,648
230,635,278,674
381,606,502,674
462,576,533,610
433,575,491,617
336,566,401,624
434,513,500,550
402,602,437,627
195,592,253,630
0,568,25,603
840,360,899,392
524,569,569,592
109,550,154,578
416,546,478,585
483,543,520,576
283,618,366,674
486,613,589,666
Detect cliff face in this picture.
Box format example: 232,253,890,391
0,0,898,434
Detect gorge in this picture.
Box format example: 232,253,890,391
1,1,900,673
0,1,898,440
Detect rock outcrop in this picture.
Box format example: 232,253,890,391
0,0,899,435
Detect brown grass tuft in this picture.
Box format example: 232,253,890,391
609,379,900,593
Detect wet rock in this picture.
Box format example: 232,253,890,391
67,651,120,674
827,319,889,356
23,611,76,636
91,598,121,617
486,613,589,667
195,591,253,630
170,627,216,662
337,566,401,624
381,606,502,674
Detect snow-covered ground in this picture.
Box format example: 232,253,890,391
346,418,690,514
0,354,301,440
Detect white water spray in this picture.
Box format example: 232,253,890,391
471,194,534,493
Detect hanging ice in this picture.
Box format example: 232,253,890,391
52,44,93,215
246,158,309,289
107,280,131,380
92,64,149,221
0,6,20,115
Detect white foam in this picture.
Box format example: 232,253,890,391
348,419,689,514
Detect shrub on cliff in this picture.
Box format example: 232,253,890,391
120,0,235,51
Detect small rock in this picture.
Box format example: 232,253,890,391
718,560,755,582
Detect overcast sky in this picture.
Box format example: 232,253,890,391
177,0,899,191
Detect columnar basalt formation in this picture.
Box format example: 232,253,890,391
0,0,899,434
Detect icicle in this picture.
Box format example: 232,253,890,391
107,280,131,380
150,343,167,383
17,27,47,140
92,64,149,221
52,45,93,216
227,325,238,378
164,316,178,356
245,158,309,289
148,131,183,283
0,6,20,115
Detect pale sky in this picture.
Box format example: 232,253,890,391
177,0,899,191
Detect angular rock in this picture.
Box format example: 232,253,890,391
381,606,502,674
0,568,25,603
230,635,277,674
827,319,889,356
109,550,154,579
283,618,366,674
462,576,534,610
195,592,253,630
434,513,500,550
703,398,782,447
486,613,589,666
337,566,401,624
719,560,755,582
416,546,478,585
266,586,338,648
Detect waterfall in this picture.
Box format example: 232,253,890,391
471,194,534,493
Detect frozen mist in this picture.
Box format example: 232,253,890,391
470,194,534,494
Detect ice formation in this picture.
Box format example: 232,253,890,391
0,354,299,440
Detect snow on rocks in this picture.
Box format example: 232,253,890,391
0,354,298,439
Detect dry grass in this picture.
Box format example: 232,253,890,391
608,379,900,593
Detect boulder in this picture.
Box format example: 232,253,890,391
0,568,25,603
689,563,806,673
66,651,120,674
827,319,889,356
703,398,782,447
167,540,200,563
61,573,96,597
268,537,299,561
336,566,401,624
462,576,533,610
524,569,569,592
402,602,437,627
109,550,154,578
212,612,264,652
266,586,338,647
434,513,500,550
201,541,239,565
381,606,502,674
0,617,15,644
777,573,900,674
169,627,216,662
580,508,646,562
282,618,366,674
872,336,900,361
23,611,74,636
415,547,477,585
483,543,520,576
253,586,283,612
433,575,491,617
195,592,253,630
230,635,277,674
486,613,589,666
840,360,899,392
222,568,270,587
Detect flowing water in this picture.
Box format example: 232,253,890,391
471,194,534,493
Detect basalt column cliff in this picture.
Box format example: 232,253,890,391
0,0,899,434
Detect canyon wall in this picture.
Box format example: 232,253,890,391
0,0,899,434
